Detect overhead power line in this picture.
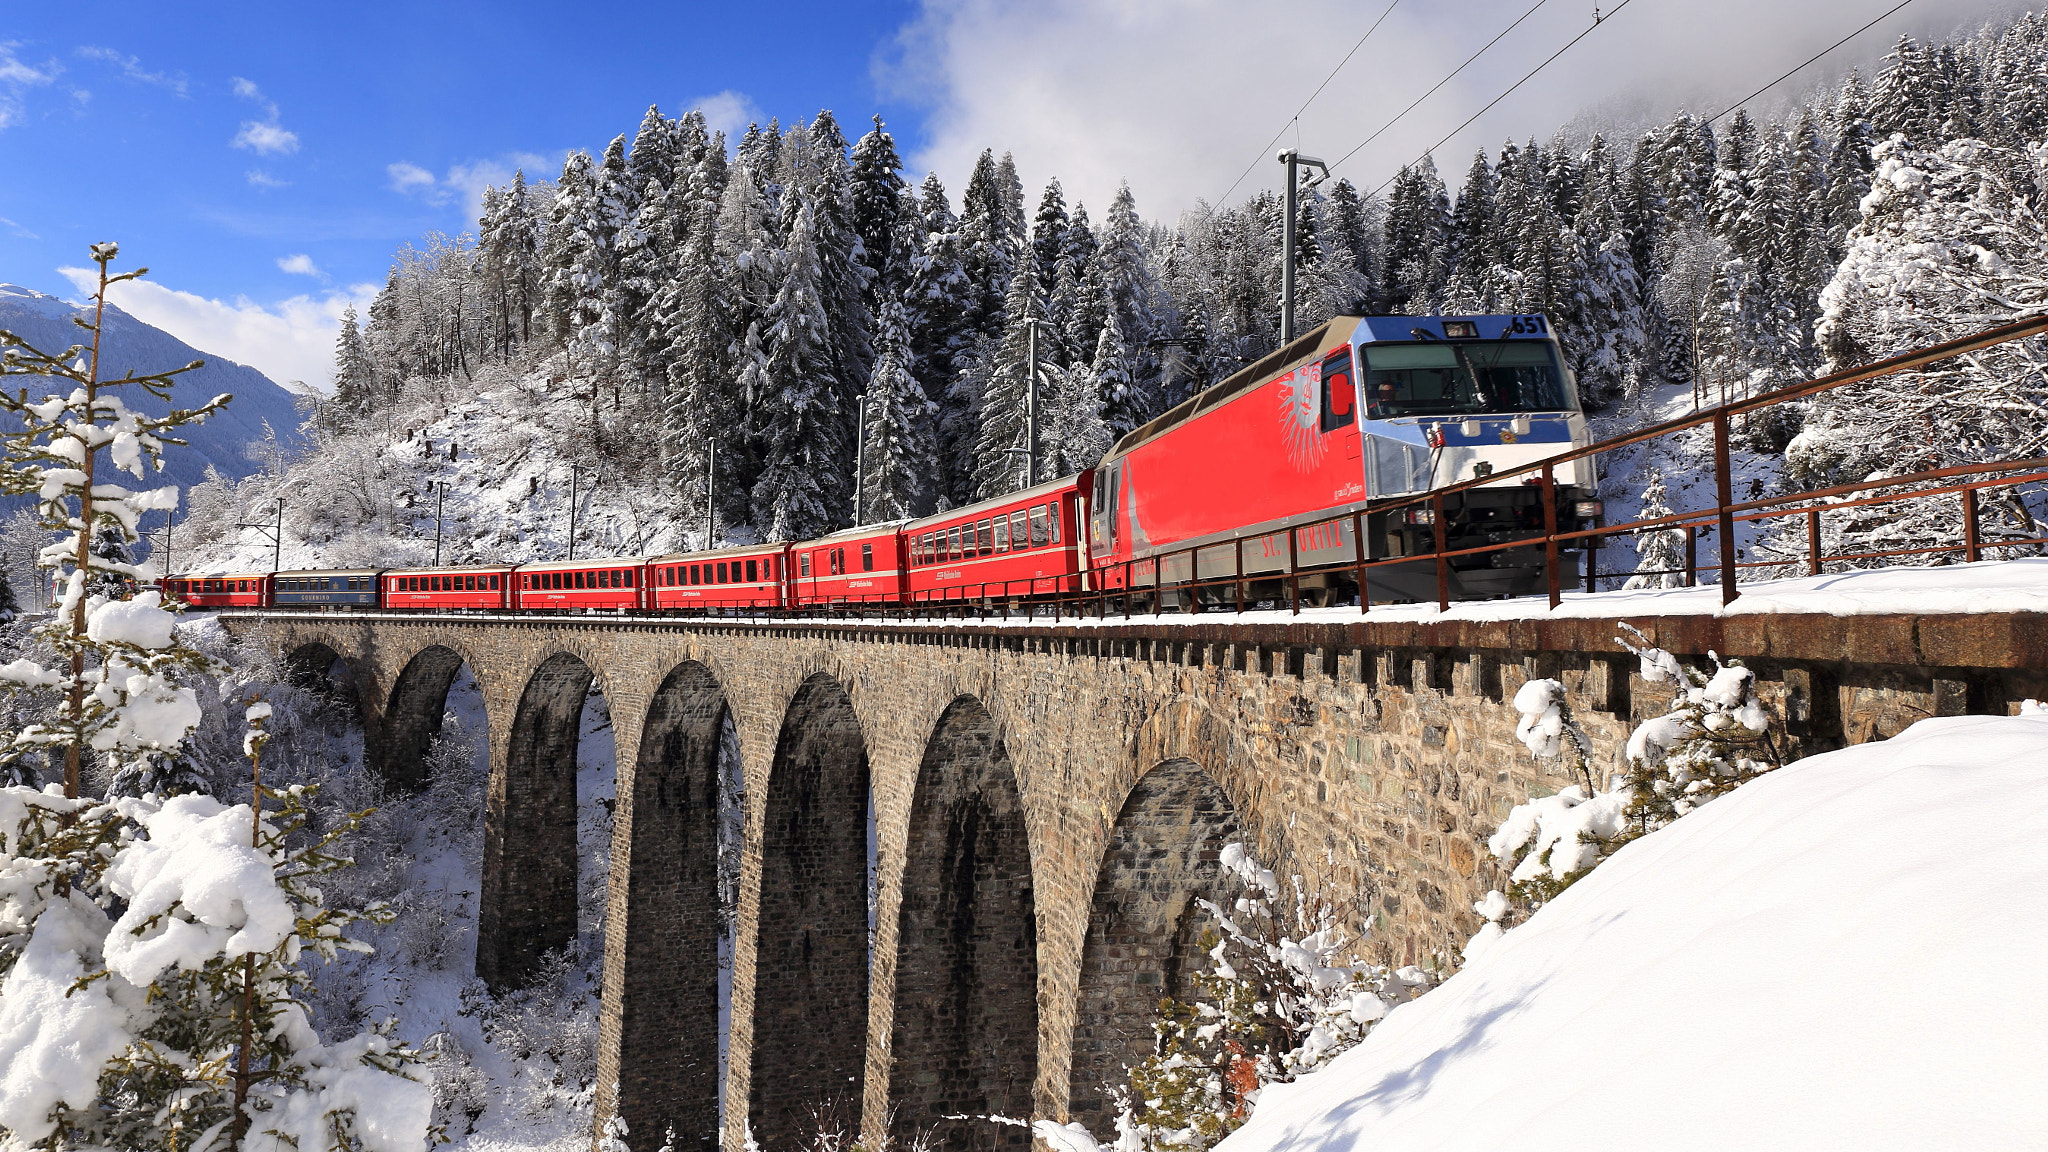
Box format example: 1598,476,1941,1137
1325,0,1554,175
1213,0,1401,206
1370,0,1641,197
1705,0,1919,124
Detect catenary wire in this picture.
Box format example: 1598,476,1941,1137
1704,0,1918,124
1213,0,1401,206
1367,0,1640,196
1325,0,1554,175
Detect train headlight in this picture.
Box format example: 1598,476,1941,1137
1405,507,1435,525
1572,499,1604,519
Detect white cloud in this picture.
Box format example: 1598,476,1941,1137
386,161,438,194
0,215,36,240
234,120,298,155
74,46,187,95
885,0,2013,218
230,75,277,117
388,153,556,217
229,76,297,155
276,254,323,278
58,267,375,391
245,169,289,189
0,41,59,130
687,89,765,142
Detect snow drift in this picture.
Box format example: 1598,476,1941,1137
1216,712,2048,1152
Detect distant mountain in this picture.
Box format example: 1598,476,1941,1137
0,284,309,495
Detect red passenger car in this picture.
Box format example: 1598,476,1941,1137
167,572,272,609
384,565,516,611
904,475,1092,604
791,524,906,608
647,544,788,612
514,558,648,612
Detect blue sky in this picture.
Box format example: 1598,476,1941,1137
1,0,2005,388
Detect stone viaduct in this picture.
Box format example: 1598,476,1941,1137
219,607,2047,1151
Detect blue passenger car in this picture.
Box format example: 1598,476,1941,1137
272,569,382,610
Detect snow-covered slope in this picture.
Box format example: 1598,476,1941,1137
0,284,308,494
1216,711,2048,1152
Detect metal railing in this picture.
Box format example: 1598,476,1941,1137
232,317,2048,627
810,314,2048,623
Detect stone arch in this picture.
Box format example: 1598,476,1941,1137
478,650,599,991
888,696,1038,1152
1066,759,1243,1134
283,640,363,721
603,660,731,1150
748,673,871,1150
379,644,472,793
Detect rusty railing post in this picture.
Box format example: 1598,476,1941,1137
1963,487,1981,562
1713,411,1739,604
1287,526,1300,616
1352,510,1370,613
1806,508,1822,575
1234,539,1245,615
1685,525,1698,587
1542,463,1561,609
1432,493,1450,612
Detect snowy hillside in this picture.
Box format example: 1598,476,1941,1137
0,283,308,494
166,358,697,575
1214,711,2048,1152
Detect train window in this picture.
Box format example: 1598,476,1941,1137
747,559,759,582
993,516,1009,553
799,554,811,578
977,519,993,554
691,565,702,585
832,549,844,576
1319,350,1357,432
860,545,872,572
1030,505,1051,547
465,575,476,591
767,555,777,579
1049,504,1063,544
1011,511,1028,549
625,569,635,587
491,575,501,589
718,562,729,583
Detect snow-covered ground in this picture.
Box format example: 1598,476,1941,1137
1215,710,2048,1152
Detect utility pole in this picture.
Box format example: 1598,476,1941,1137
1025,319,1041,488
1277,148,1329,344
236,500,284,573
566,466,580,561
432,482,445,567
853,391,869,526
146,510,173,584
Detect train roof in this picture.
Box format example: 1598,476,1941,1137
1108,316,1360,459
903,474,1086,533
799,519,912,543
169,571,275,580
275,568,384,577
519,555,654,572
650,540,788,565
381,563,515,574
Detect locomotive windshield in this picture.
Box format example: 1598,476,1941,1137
1361,340,1572,417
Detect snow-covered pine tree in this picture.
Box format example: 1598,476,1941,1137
541,150,604,377
478,169,543,357
0,243,226,799
326,305,376,431
849,115,909,304
856,295,935,521
1095,181,1160,436
752,200,847,541
1031,178,1072,302
971,262,1047,500
1623,467,1686,590
1795,132,2048,562
1380,155,1451,314
1568,136,1650,408
791,111,875,456
1440,150,1499,313
657,184,737,540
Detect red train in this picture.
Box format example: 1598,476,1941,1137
168,312,1598,616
